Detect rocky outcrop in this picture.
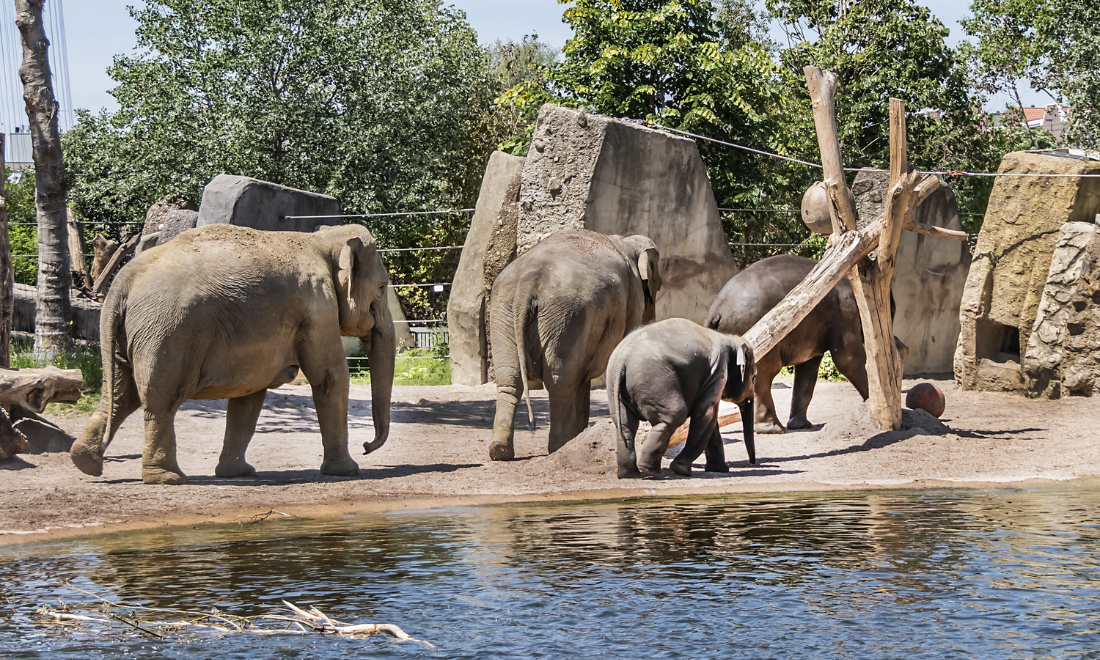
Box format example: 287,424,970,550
516,104,739,323
447,152,525,386
851,169,971,374
197,174,343,233
1023,219,1100,398
135,196,199,255
955,151,1100,392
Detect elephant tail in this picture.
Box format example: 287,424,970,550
610,360,633,436
514,298,536,433
101,293,121,448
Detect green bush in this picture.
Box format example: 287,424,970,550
777,351,847,382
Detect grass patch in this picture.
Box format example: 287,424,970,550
11,338,103,415
350,345,451,386
778,350,848,382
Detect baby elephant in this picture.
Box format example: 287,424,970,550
606,318,757,478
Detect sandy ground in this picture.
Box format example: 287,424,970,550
1,376,1098,545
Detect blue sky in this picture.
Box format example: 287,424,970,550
64,0,1045,116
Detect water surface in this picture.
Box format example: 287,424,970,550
2,489,1100,658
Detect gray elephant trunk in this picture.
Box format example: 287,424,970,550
740,398,756,464
362,300,395,455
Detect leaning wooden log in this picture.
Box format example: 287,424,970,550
91,233,140,298
89,234,119,283
67,208,90,290
669,409,743,448
0,366,83,412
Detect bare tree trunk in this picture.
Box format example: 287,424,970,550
0,135,13,367
15,0,71,358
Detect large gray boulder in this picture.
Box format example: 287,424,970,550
197,174,343,233
448,151,526,386
516,104,739,323
851,169,971,374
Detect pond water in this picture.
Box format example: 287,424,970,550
2,488,1100,658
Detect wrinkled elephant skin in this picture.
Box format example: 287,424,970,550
606,318,756,478
70,224,396,485
488,229,661,460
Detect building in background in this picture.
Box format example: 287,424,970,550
0,0,73,167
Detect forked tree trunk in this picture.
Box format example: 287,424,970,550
0,135,14,367
15,0,71,357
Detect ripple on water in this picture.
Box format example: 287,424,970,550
3,490,1100,658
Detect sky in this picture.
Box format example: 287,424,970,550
60,0,1046,117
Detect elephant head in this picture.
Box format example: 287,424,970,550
610,235,662,323
325,225,395,454
722,337,757,465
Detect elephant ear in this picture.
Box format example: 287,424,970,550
637,246,661,302
338,236,365,314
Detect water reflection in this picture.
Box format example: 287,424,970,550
2,490,1100,658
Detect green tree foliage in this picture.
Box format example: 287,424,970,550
963,0,1099,150
489,35,559,155
63,0,497,319
4,170,40,285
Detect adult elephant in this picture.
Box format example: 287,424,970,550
488,229,661,461
705,254,889,434
70,224,396,485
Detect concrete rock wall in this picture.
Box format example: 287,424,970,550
955,151,1100,392
852,170,971,374
1023,219,1100,398
447,151,525,385
197,174,343,233
516,104,738,323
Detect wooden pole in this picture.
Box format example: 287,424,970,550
67,208,89,290
804,67,859,235
0,135,12,368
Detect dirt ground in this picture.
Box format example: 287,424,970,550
2,375,1098,545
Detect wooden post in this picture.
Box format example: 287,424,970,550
0,135,12,368
804,67,859,236
67,208,89,290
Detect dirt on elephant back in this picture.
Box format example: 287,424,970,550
3,376,1100,545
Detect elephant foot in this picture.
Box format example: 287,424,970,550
215,460,257,478
637,461,662,478
70,443,104,477
142,466,187,485
320,457,360,477
547,438,570,454
489,441,514,461
755,419,787,434
617,464,643,479
669,460,693,477
704,461,730,473
787,415,813,430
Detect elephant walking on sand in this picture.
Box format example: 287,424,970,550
70,224,396,485
606,318,756,478
488,229,661,461
704,254,906,434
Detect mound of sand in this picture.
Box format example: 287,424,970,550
817,402,951,446
524,420,619,475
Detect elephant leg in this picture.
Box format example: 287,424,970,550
301,339,358,477
489,387,519,461
754,354,786,434
141,406,187,485
636,420,680,477
613,405,642,479
788,355,822,430
548,386,590,453
71,364,141,477
671,406,719,477
703,422,729,473
216,389,267,478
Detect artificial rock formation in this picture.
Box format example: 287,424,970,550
135,196,199,256
448,151,525,386
1023,219,1100,398
197,174,343,233
516,104,738,323
852,169,971,374
955,151,1100,392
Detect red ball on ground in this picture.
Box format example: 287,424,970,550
906,382,946,418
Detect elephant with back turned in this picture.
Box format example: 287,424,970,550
70,223,396,485
488,229,661,461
